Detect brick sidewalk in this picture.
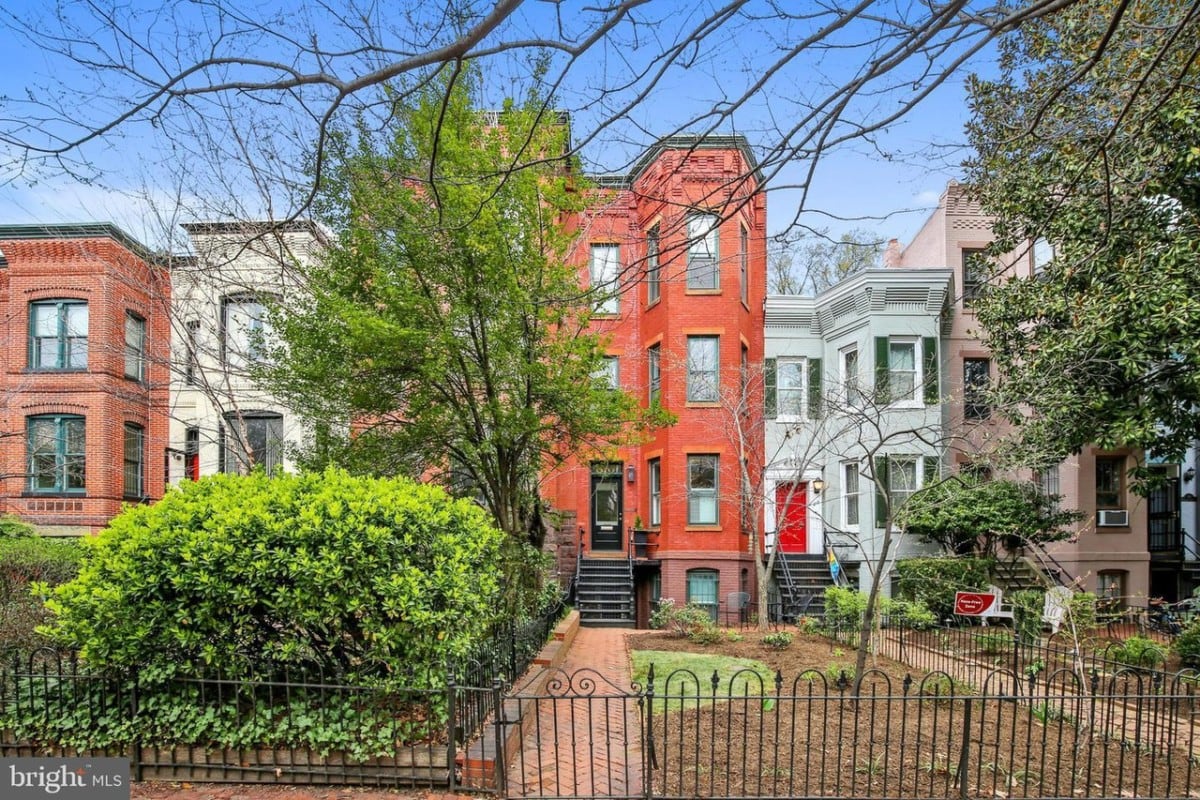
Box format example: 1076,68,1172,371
508,627,642,798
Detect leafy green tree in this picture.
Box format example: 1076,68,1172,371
897,476,1081,557
41,470,506,683
265,71,659,549
965,1,1200,469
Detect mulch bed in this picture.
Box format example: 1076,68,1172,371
629,629,1198,799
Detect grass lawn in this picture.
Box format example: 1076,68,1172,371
631,649,776,711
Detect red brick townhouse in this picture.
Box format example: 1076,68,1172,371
543,136,767,627
0,225,171,534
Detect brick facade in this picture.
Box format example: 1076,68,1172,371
0,226,171,534
895,182,1152,604
543,136,766,615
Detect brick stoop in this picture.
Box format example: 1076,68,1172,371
458,610,580,789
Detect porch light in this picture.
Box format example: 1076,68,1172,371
626,465,636,483
811,477,826,494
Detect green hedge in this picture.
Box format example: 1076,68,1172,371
0,515,36,539
894,557,994,620
42,469,507,684
0,536,83,653
822,586,936,630
0,537,83,601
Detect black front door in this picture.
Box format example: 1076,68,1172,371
591,462,623,551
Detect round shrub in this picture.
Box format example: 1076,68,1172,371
894,557,993,621
42,469,506,683
1175,617,1200,667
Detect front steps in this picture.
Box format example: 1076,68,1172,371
772,553,834,619
576,557,634,627
992,556,1055,593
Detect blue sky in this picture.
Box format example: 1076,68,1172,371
0,1,995,251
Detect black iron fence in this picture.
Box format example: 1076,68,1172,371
0,595,567,790
508,663,1200,800
822,619,1196,688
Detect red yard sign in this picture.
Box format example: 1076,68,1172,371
954,591,998,616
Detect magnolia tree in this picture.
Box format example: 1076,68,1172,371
897,475,1081,557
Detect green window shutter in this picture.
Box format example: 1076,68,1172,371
807,358,822,419
874,455,889,528
765,358,777,418
923,454,940,487
874,337,890,404
923,336,939,405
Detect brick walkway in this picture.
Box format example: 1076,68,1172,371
508,627,642,798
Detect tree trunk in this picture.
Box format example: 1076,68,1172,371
853,519,892,695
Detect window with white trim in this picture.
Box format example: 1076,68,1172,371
591,244,620,314
1032,238,1054,275
648,458,661,526
843,462,860,528
647,226,661,304
962,248,989,306
687,454,719,525
687,213,719,290
687,336,719,402
222,294,272,369
887,456,919,512
775,357,806,417
594,355,619,388
889,340,917,402
648,345,661,405
841,346,861,404
875,336,937,406
124,312,146,381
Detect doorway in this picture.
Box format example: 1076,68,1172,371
590,462,623,551
775,481,807,553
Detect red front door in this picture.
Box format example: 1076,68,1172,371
776,482,807,553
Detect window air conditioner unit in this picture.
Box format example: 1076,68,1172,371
1097,509,1129,527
